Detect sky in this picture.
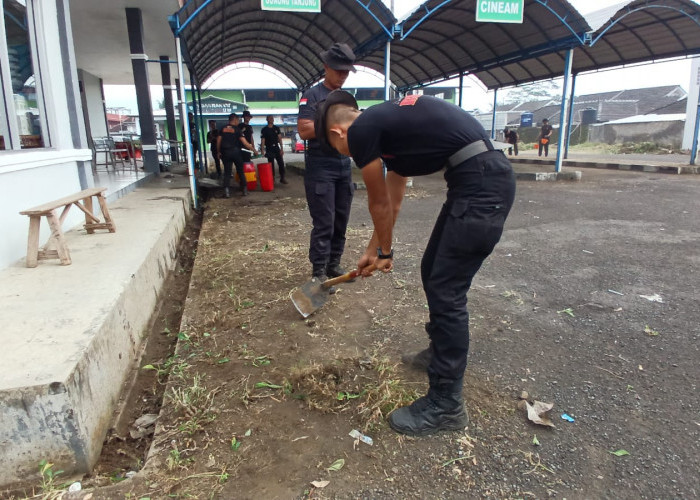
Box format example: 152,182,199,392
104,0,694,113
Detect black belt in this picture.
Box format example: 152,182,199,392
445,140,495,169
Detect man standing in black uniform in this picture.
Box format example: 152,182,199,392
297,42,356,282
239,110,255,163
316,91,516,436
207,120,221,179
260,115,287,184
538,118,553,157
217,113,256,197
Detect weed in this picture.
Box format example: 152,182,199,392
38,459,64,493
166,446,193,471
557,307,575,317
167,374,219,435
502,290,524,305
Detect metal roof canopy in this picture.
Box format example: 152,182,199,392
172,0,396,89
473,0,700,90
380,0,592,91
172,1,700,92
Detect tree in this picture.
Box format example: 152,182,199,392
502,80,562,105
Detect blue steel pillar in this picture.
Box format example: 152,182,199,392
458,73,464,108
564,74,577,159
691,80,700,165
384,41,391,101
125,8,158,174
490,89,498,139
555,49,574,173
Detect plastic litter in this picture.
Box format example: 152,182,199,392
607,289,624,296
68,482,82,492
561,413,575,423
349,429,373,446
639,293,663,303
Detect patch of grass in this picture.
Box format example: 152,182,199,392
288,356,420,432
38,459,65,494
166,373,219,436
501,290,524,306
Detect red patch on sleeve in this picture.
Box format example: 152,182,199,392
299,98,308,106
399,95,421,106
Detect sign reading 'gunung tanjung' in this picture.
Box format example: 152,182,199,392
261,0,321,13
476,0,524,24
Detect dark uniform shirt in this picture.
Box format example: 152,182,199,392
298,83,344,159
261,125,282,152
219,124,242,151
239,123,254,146
347,95,490,176
540,123,553,138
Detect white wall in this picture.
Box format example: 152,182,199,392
0,0,91,270
80,69,108,138
682,58,700,151
0,157,88,269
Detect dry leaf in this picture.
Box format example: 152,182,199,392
311,480,330,488
523,400,555,427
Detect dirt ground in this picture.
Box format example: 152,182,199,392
22,164,700,499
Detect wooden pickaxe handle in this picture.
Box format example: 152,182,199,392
321,264,377,289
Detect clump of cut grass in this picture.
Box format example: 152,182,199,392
288,356,420,432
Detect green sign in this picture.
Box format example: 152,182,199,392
261,0,321,13
475,0,524,24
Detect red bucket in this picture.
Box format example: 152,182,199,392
258,162,274,192
235,162,258,191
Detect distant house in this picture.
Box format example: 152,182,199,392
477,85,688,147
478,85,687,129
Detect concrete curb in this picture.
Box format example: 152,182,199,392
511,157,698,175
516,171,582,182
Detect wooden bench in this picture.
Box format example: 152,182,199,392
19,187,116,268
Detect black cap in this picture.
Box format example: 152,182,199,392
314,90,358,153
320,43,357,72
242,110,251,117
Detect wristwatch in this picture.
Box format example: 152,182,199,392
376,247,394,260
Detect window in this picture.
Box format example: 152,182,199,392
1,0,46,150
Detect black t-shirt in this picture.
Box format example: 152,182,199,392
347,95,490,176
261,125,281,151
239,123,253,145
219,124,242,151
540,124,553,138
298,82,343,158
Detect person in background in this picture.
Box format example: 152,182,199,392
260,115,286,184
187,112,199,169
217,113,256,197
296,42,357,282
207,120,221,179
504,127,519,156
538,118,553,157
239,110,255,163
315,90,516,437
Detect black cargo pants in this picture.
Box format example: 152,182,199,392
303,154,354,269
421,150,516,382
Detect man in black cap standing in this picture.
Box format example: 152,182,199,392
315,90,516,437
239,110,255,163
297,42,357,283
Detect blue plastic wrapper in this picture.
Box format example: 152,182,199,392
561,413,575,422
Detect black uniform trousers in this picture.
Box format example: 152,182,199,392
221,147,246,191
304,154,354,269
266,148,286,180
421,150,516,382
210,144,221,178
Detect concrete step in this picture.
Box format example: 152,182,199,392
0,175,191,488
